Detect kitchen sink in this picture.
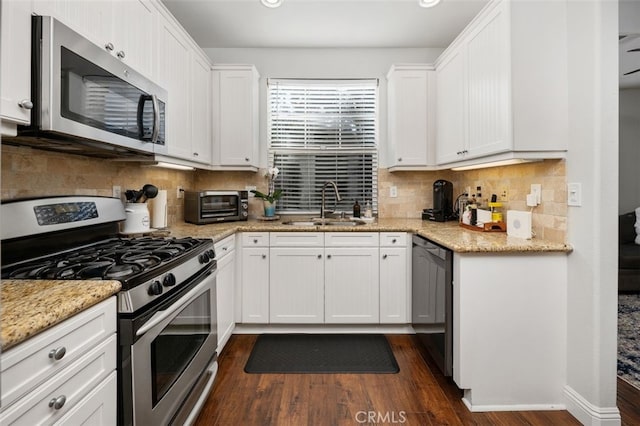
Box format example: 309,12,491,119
282,218,366,227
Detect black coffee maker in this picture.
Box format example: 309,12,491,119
422,180,453,222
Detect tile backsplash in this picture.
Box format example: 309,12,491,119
2,145,566,242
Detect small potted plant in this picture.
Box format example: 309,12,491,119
251,167,283,217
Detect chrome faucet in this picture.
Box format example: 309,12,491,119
320,181,342,219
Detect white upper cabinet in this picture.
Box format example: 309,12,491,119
109,0,156,79
435,50,467,165
32,0,155,79
435,0,568,166
386,65,436,170
190,52,213,164
156,16,192,160
211,65,260,170
0,0,33,131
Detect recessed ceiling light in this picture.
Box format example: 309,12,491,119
261,0,282,8
418,0,441,8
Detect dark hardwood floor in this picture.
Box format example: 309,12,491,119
194,334,640,425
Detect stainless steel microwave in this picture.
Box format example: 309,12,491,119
184,191,249,224
11,16,167,158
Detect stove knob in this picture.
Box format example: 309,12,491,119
148,281,163,296
163,273,176,287
199,252,210,264
207,249,216,259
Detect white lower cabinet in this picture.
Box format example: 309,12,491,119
240,246,269,324
239,232,410,326
324,247,380,324
0,298,117,426
269,247,325,323
215,235,236,352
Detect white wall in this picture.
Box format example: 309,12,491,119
619,89,640,213
564,1,620,424
202,47,443,167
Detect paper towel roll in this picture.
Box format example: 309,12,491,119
151,190,168,229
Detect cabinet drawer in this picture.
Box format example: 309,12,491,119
380,232,408,247
0,334,116,425
324,232,379,247
1,298,116,409
214,234,236,259
241,232,269,247
270,232,324,247
53,371,117,426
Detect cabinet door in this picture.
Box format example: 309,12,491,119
113,0,155,79
190,52,213,164
435,49,467,165
213,68,259,167
240,248,269,323
466,5,511,158
216,250,235,352
53,371,117,426
0,0,33,128
156,17,191,160
270,248,324,323
388,69,429,166
379,247,409,324
325,247,379,323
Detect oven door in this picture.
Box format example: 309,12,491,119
130,270,217,425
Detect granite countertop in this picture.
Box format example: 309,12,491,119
167,218,573,253
1,280,121,351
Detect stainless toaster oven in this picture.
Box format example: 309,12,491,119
184,191,249,224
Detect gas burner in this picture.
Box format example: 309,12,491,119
121,252,162,268
104,263,143,279
9,262,54,279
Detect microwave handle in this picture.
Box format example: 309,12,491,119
136,94,160,143
150,94,160,144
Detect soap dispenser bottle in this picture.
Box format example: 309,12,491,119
353,200,361,218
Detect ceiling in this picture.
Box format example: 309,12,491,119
161,0,489,49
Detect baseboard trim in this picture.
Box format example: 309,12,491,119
461,395,566,412
233,324,416,335
563,385,621,425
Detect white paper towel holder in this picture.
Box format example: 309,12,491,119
151,189,168,229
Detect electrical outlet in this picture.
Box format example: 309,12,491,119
112,185,121,199
530,184,541,204
177,186,184,199
501,187,509,201
567,183,582,206
389,186,398,198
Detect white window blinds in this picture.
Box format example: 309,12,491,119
268,79,378,214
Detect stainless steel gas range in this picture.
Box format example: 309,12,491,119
1,196,218,426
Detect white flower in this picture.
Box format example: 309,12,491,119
267,167,279,179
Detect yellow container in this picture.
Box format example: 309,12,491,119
488,202,503,222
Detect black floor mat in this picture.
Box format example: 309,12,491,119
244,334,400,374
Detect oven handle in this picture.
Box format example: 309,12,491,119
135,271,214,337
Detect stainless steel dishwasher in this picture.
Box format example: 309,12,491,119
412,235,453,376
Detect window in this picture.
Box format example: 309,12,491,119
268,79,378,214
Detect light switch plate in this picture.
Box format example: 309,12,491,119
390,186,398,198
567,183,582,206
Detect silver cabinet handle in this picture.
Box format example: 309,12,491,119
261,254,266,259
327,254,332,259
253,239,258,244
48,395,66,410
317,254,322,259
223,247,228,251
48,346,66,361
116,50,125,59
382,254,388,259
397,158,402,162
18,99,33,109
105,42,114,51
193,152,199,157
245,157,250,162
391,238,397,244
